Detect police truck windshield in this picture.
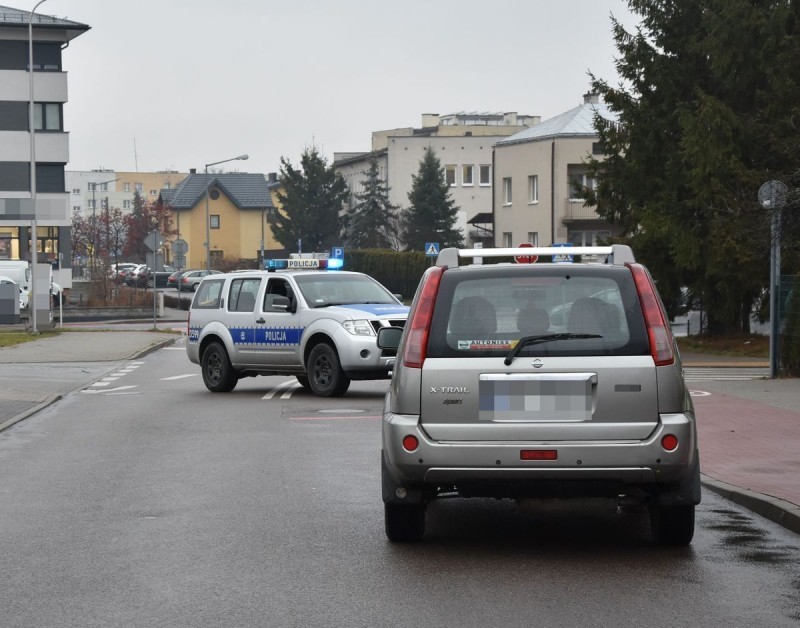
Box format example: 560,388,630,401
293,274,398,308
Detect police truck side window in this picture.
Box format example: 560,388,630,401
229,278,261,312
193,279,224,309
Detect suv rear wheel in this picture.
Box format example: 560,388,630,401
201,341,238,392
650,504,695,546
307,342,350,396
385,503,425,542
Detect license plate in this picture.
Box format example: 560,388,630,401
479,373,596,422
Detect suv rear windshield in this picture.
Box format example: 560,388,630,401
427,265,650,358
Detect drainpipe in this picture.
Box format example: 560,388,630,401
550,140,556,245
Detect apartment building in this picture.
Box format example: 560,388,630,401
65,169,188,217
334,111,539,248
492,93,620,249
0,5,89,289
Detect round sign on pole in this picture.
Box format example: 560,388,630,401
514,242,538,264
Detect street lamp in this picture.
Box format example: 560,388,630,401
28,0,48,333
204,154,248,270
90,177,119,271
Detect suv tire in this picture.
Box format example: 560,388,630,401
385,503,425,542
307,343,350,397
295,375,311,390
650,504,695,546
201,341,238,392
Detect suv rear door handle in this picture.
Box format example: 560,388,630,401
256,317,265,324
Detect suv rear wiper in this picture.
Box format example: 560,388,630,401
503,333,603,365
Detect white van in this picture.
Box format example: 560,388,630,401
0,261,31,295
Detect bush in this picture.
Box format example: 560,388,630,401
345,249,428,301
780,274,800,375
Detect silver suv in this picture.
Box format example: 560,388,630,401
187,261,408,396
377,245,700,545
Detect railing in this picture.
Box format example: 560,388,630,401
563,199,600,220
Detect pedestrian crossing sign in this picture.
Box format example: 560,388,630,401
425,242,440,257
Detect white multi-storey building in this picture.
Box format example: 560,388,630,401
334,112,539,248
0,5,89,289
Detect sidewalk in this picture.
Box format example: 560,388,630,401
1,325,798,535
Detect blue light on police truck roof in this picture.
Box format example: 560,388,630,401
265,258,343,271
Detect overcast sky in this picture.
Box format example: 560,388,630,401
42,0,640,175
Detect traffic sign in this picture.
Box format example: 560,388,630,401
425,242,440,257
514,242,537,264
331,246,344,259
172,238,188,255
552,242,574,263
145,230,162,253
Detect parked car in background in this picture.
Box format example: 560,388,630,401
178,269,222,292
124,264,148,287
141,266,176,288
109,262,138,284
167,270,186,290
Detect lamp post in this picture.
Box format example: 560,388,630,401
204,154,248,270
90,177,119,272
28,0,48,333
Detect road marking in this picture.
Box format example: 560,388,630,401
160,374,197,381
290,415,381,421
689,390,711,397
318,409,365,414
81,385,137,395
164,347,185,351
262,379,301,400
683,367,768,381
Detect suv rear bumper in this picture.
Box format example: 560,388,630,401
382,411,698,496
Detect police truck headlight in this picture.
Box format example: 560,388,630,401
342,319,375,336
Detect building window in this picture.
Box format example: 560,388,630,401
479,164,491,186
123,200,131,210
149,189,157,196
502,178,512,205
33,103,62,131
72,188,80,195
124,182,131,192
502,232,512,247
568,230,611,246
462,164,474,186
527,232,539,246
445,165,456,187
88,199,96,210
567,165,595,200
210,215,220,229
135,182,143,192
528,175,539,203
100,182,108,192
72,205,81,213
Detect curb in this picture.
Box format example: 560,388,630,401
0,393,62,433
701,474,800,536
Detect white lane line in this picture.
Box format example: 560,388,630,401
164,347,186,351
262,379,300,400
160,374,198,381
81,385,137,395
91,381,111,387
290,415,381,421
280,383,302,399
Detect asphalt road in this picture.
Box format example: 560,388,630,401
1,342,799,627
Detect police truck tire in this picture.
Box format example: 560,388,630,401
201,342,238,392
307,343,350,397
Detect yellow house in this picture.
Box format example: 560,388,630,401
159,172,281,270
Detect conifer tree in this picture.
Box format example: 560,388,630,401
401,147,463,252
273,146,349,253
342,157,398,249
587,0,800,334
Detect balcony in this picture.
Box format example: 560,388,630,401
563,199,601,221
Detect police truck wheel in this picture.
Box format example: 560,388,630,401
307,343,350,397
201,342,238,392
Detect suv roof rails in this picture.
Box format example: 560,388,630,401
436,245,635,268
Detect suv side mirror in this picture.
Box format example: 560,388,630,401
271,295,291,311
377,326,403,350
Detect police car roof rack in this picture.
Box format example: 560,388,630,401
435,244,635,268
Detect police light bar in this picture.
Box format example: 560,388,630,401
265,258,344,271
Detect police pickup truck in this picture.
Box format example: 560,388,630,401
186,257,409,396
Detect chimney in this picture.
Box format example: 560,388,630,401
583,92,600,105
268,172,277,182
190,168,196,174
421,113,440,128
503,112,518,125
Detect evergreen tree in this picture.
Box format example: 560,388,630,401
401,147,463,251
587,0,800,335
273,146,349,253
342,157,398,249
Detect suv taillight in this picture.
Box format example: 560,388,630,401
628,263,675,366
402,266,444,368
